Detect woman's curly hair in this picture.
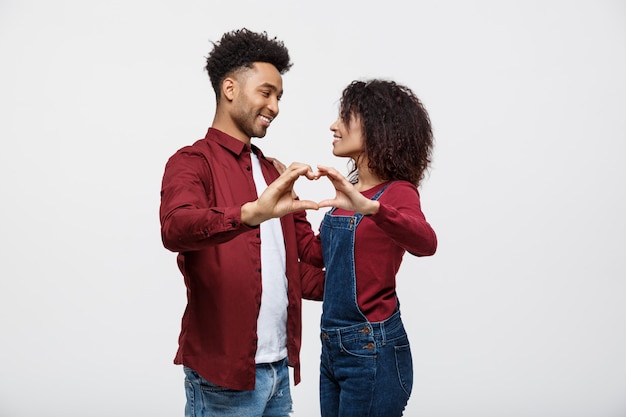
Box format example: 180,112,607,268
205,28,293,100
340,79,434,187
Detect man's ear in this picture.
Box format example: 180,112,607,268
222,77,236,102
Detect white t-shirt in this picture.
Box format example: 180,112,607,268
250,152,288,363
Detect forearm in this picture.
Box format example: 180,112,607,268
300,261,325,301
160,205,255,252
370,203,437,256
293,209,324,267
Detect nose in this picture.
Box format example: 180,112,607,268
267,96,279,116
329,117,340,132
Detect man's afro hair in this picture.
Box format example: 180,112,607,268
205,28,293,95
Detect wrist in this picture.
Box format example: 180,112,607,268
241,201,264,226
364,201,380,216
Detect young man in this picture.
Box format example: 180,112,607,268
159,29,324,417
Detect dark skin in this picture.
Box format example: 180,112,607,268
242,162,320,226
208,61,319,226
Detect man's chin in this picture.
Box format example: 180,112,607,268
251,129,268,139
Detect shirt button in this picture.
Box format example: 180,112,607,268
246,166,251,171
364,342,374,350
230,221,237,228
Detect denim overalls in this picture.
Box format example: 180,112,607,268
319,185,413,417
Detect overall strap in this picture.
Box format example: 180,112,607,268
328,181,393,216
353,181,394,226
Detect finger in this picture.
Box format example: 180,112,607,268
317,165,338,174
287,163,318,180
323,168,345,181
316,165,330,176
292,200,320,211
302,168,318,180
276,165,309,185
318,166,347,183
317,199,336,208
323,174,345,188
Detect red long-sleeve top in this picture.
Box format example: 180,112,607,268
306,181,437,322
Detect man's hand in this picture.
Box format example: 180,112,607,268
241,162,319,226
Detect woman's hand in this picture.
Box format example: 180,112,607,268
266,157,287,174
316,165,380,215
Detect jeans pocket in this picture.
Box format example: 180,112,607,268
338,335,377,358
184,366,231,393
394,344,414,397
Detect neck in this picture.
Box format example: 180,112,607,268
212,111,251,145
354,166,384,191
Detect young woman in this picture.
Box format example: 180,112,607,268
314,79,438,417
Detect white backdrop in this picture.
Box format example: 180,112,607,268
1,1,625,416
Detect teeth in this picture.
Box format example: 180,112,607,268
260,116,272,123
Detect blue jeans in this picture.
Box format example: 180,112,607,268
184,358,292,417
319,311,413,417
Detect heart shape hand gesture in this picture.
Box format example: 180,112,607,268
241,162,380,227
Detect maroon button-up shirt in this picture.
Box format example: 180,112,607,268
160,128,324,391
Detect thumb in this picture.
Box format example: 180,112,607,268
293,199,319,211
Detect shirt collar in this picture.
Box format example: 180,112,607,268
205,128,248,156
206,128,267,159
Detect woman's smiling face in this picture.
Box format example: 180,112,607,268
329,111,365,160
